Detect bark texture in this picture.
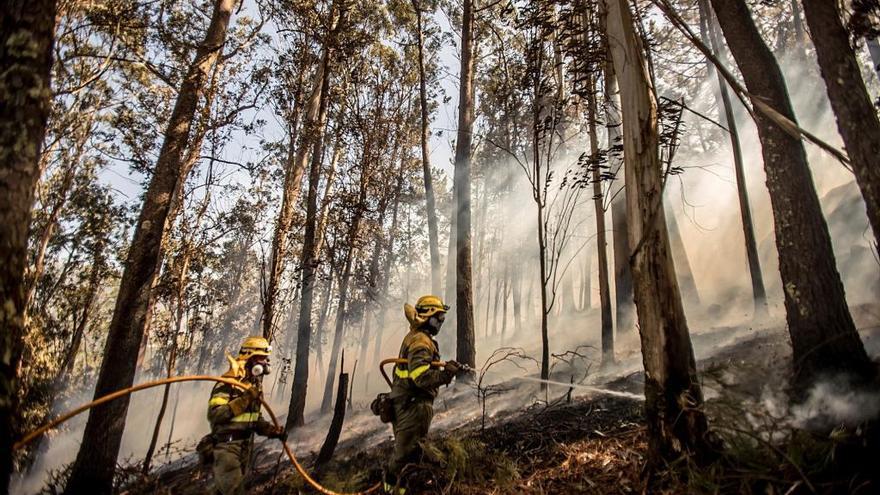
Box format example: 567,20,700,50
0,1,56,490
802,0,880,249
453,0,476,369
710,0,874,393
64,1,235,492
604,0,713,468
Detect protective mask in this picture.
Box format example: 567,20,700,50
426,315,445,336
251,363,270,377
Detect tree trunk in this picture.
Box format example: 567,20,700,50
602,53,635,336
802,0,880,250
64,2,235,491
263,2,343,339
453,0,476,370
0,1,56,488
664,201,700,305
321,150,369,412
315,368,348,468
587,79,614,367
697,0,767,316
286,33,335,428
867,38,880,84
412,0,442,296
512,250,523,334
373,169,404,365
603,0,713,469
321,243,358,413
711,0,875,394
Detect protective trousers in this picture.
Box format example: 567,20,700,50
386,397,434,489
212,439,252,495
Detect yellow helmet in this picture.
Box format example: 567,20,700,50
237,336,271,361
415,295,449,318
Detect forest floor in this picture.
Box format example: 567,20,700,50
105,304,880,494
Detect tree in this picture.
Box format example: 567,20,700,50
696,0,767,316
586,76,614,368
0,1,57,490
64,1,237,491
286,0,343,427
454,0,477,371
709,0,875,395
600,38,635,336
412,0,442,296
603,0,713,469
801,0,880,250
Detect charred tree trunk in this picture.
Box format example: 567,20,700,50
603,0,713,469
0,2,56,489
802,0,880,250
453,0,476,371
710,0,875,394
587,79,614,367
412,0,442,296
65,2,235,492
315,366,348,468
287,37,336,429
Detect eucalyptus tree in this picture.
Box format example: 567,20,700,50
801,0,880,249
708,0,875,395
263,0,346,342
64,1,245,491
602,0,713,469
320,38,418,413
453,0,477,371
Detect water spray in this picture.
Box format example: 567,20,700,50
508,375,644,401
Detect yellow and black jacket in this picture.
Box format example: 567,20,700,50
390,329,450,401
207,382,274,439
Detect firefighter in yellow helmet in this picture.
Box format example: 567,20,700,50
206,336,285,495
384,296,461,494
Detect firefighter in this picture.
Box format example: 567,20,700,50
384,295,461,494
206,336,285,495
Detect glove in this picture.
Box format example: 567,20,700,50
444,360,461,374
228,386,261,416
268,426,287,442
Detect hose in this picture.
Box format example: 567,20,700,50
13,375,380,495
378,358,447,388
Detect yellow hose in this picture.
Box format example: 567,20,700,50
13,375,380,495
378,358,446,388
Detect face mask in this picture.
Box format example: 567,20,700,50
426,314,445,335
250,363,270,377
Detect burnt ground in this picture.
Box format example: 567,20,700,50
111,307,880,495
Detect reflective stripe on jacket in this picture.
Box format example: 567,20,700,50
390,329,447,400
207,382,270,434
